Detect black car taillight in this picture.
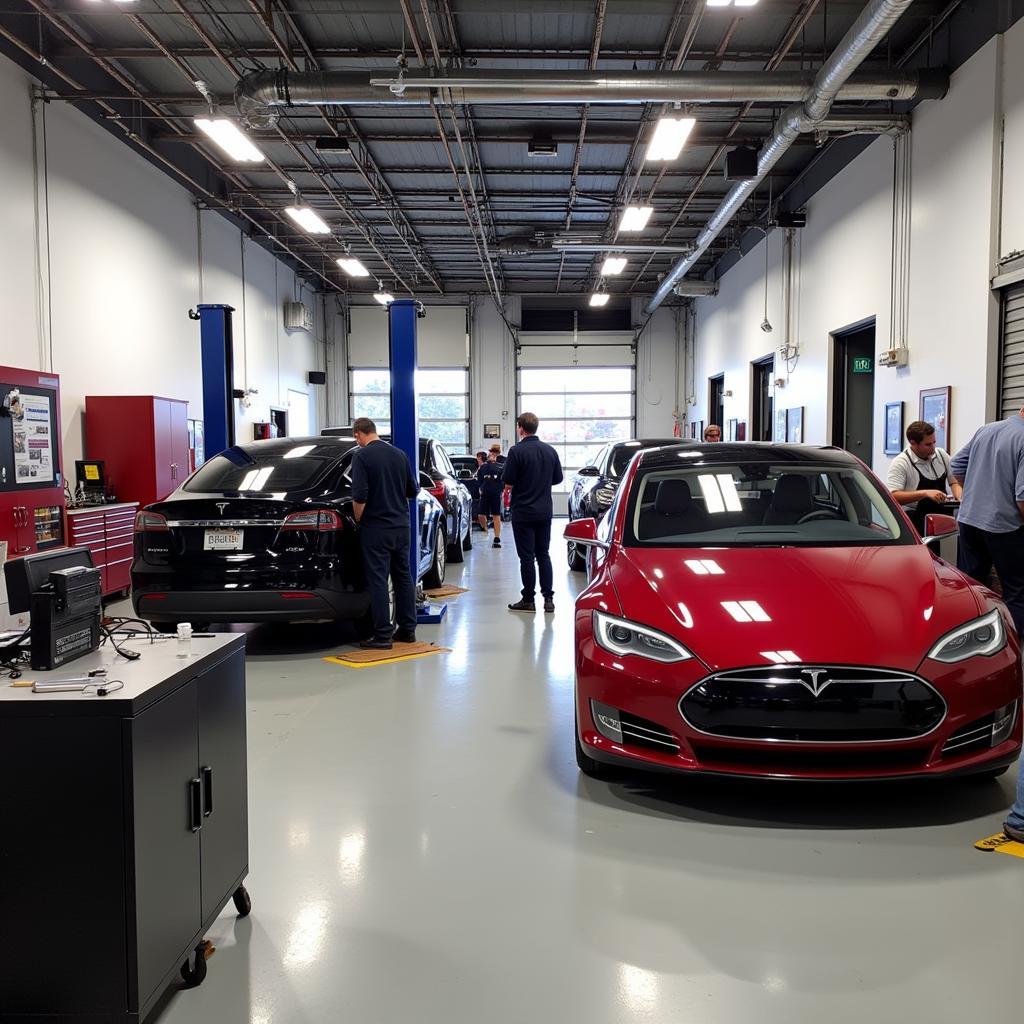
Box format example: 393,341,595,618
135,510,169,532
280,510,343,532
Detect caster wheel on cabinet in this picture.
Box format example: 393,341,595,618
180,939,214,988
233,884,252,917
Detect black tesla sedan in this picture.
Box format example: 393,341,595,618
131,437,447,629
566,438,691,570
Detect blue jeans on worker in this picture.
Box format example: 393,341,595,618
957,522,1024,636
1006,763,1024,834
360,525,417,641
511,518,553,601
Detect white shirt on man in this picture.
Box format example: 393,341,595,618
885,447,953,509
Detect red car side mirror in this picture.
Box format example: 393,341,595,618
564,517,606,548
924,513,958,539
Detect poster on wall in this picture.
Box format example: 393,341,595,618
884,401,904,456
786,406,804,443
775,407,787,443
919,387,951,450
13,393,55,484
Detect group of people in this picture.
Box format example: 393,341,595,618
349,412,564,651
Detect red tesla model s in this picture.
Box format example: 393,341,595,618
565,443,1022,781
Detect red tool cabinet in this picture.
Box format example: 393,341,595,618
85,395,191,509
66,503,139,597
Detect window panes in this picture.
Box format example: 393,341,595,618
349,368,469,455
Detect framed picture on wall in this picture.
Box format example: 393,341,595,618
884,401,904,456
786,406,804,443
483,423,501,439
727,418,738,441
699,420,705,441
919,387,951,450
775,407,787,443
689,421,698,440
737,421,747,442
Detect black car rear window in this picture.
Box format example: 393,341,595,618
184,442,355,494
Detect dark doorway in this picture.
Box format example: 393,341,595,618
751,355,775,442
708,374,724,435
270,407,288,438
831,319,876,458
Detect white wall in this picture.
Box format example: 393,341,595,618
0,53,325,476
691,32,1015,473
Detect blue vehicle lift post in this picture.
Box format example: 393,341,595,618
388,300,446,624
193,303,236,459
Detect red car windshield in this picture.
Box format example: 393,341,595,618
625,461,913,548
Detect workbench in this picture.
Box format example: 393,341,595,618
0,632,249,1023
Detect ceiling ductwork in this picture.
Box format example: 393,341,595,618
644,0,929,315
234,67,946,122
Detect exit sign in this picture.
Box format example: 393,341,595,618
852,357,873,374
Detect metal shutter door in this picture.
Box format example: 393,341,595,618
1000,282,1024,419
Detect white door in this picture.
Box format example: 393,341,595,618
287,389,311,437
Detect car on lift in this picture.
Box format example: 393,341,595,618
566,438,690,571
131,436,447,631
565,442,1022,783
323,428,474,564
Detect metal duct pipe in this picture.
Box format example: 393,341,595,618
645,0,923,315
235,67,947,115
673,281,720,297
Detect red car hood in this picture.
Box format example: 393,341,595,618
608,545,984,673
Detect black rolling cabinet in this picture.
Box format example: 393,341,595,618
0,634,250,1023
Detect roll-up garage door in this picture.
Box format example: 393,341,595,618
1000,282,1024,418
516,333,636,513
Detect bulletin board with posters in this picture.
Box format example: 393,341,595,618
0,381,60,492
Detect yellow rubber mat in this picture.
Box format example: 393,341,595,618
974,832,1024,858
424,585,470,599
324,641,450,668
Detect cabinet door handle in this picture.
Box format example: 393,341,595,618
201,765,214,817
189,778,204,832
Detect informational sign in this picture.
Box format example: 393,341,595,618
852,356,873,374
13,394,55,485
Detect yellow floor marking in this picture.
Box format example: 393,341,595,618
975,832,1024,858
324,641,451,668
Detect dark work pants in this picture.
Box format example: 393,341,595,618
512,518,553,600
957,522,1024,635
360,525,417,640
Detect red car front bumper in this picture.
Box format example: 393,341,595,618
575,610,1023,781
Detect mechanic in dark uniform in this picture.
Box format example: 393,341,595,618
502,412,563,613
477,449,505,547
886,419,962,533
350,416,419,649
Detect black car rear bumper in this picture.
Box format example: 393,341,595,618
133,586,369,623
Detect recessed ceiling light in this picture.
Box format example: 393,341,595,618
589,293,610,307
337,257,369,277
284,206,331,235
707,0,757,6
601,256,628,275
373,290,395,305
193,117,264,162
619,206,654,232
646,116,697,161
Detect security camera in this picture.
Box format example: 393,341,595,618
760,318,773,333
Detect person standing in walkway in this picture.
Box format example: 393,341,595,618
886,419,962,533
502,412,563,613
477,449,505,547
350,417,419,649
950,409,1024,635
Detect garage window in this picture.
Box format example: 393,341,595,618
517,366,635,492
349,368,470,454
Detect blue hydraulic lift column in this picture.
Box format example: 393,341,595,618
194,304,236,458
388,299,445,623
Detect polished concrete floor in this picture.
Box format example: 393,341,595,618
151,528,1022,1024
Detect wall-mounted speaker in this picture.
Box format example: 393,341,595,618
307,371,327,385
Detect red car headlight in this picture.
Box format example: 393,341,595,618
593,611,693,664
927,609,1007,663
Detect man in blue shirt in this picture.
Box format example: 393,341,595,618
502,412,563,613
950,410,1024,636
350,417,419,649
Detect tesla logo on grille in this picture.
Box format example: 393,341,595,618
215,502,229,514
798,668,832,697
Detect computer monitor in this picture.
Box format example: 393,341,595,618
4,547,95,614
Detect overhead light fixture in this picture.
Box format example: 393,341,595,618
528,137,558,158
619,206,654,232
645,117,697,162
589,293,610,307
601,256,628,275
707,0,757,6
373,289,395,305
337,257,370,277
193,117,264,163
284,206,331,235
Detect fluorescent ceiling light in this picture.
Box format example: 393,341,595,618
337,257,370,277
589,293,610,307
619,206,654,232
707,0,757,6
646,117,697,162
285,206,331,235
194,117,264,163
601,256,628,275
373,291,395,305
